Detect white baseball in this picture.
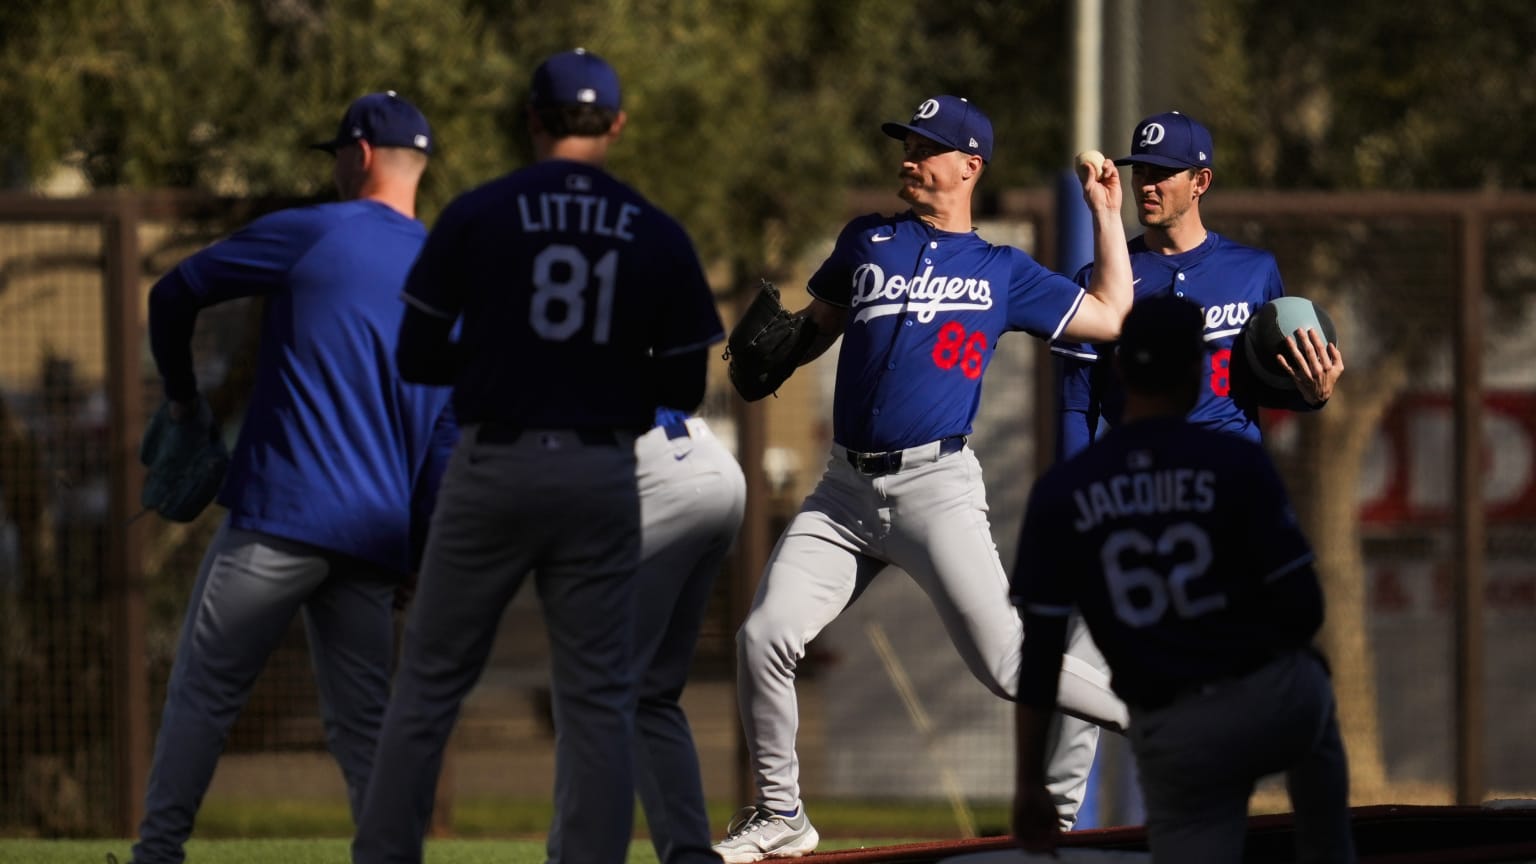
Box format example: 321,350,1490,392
1075,149,1108,182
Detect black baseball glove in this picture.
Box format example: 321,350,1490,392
140,396,229,523
724,280,819,402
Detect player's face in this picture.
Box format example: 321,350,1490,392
1130,164,1207,230
897,133,967,206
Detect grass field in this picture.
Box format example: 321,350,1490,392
1,798,1013,863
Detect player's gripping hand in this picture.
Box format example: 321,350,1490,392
1074,149,1122,215
1012,783,1062,854
1278,327,1344,406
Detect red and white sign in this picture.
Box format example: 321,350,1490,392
1269,392,1536,524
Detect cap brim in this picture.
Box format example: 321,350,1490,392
881,122,956,149
1114,154,1204,169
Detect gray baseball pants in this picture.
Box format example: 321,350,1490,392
135,521,398,864
630,418,745,864
1127,648,1356,864
737,443,1127,824
352,426,642,864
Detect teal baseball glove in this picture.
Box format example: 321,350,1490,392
139,396,229,523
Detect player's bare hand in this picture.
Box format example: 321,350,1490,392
1076,153,1121,215
1276,327,1343,406
1012,784,1061,854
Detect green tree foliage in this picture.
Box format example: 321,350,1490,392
0,0,1072,265
1199,0,1536,190
0,0,515,218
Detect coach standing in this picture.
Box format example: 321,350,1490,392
125,92,456,864
351,49,724,864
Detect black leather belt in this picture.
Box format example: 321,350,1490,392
477,422,622,447
845,435,966,476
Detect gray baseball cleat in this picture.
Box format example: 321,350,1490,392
712,803,820,862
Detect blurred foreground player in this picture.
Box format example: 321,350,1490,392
1012,296,1355,864
352,49,723,864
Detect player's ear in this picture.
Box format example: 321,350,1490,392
1191,166,1212,199
962,152,984,181
607,109,627,140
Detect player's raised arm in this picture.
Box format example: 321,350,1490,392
1059,152,1132,342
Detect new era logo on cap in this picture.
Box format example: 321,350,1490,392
530,48,622,111
312,90,433,155
1115,110,1213,170
881,94,994,163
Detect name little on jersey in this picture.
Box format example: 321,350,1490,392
850,262,994,323
1071,467,1217,531
518,192,641,240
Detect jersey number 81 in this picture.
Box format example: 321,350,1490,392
530,244,618,344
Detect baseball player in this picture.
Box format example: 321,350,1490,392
351,50,725,864
1053,111,1343,454
1013,295,1356,864
714,95,1134,863
124,92,456,864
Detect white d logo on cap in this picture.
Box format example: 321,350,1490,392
1138,122,1166,149
914,99,940,120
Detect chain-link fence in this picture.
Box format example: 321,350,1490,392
1,190,1532,838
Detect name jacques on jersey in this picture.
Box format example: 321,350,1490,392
1071,466,1216,532
517,192,641,240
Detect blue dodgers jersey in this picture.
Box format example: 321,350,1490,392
402,159,723,429
1052,232,1285,451
157,200,455,575
809,211,1086,453
1012,416,1322,708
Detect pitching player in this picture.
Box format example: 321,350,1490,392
351,50,724,864
1053,110,1343,454
124,92,456,864
714,95,1134,863
1013,295,1356,863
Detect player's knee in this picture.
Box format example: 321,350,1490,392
737,612,801,670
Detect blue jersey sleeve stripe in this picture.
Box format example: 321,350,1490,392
1263,552,1315,583
1049,288,1088,341
400,292,456,320
655,330,726,358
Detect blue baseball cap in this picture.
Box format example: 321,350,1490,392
882,95,994,163
1115,111,1213,170
1116,294,1207,389
530,48,622,110
312,91,433,155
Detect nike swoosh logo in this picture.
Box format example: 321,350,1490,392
673,452,690,461
871,233,894,243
